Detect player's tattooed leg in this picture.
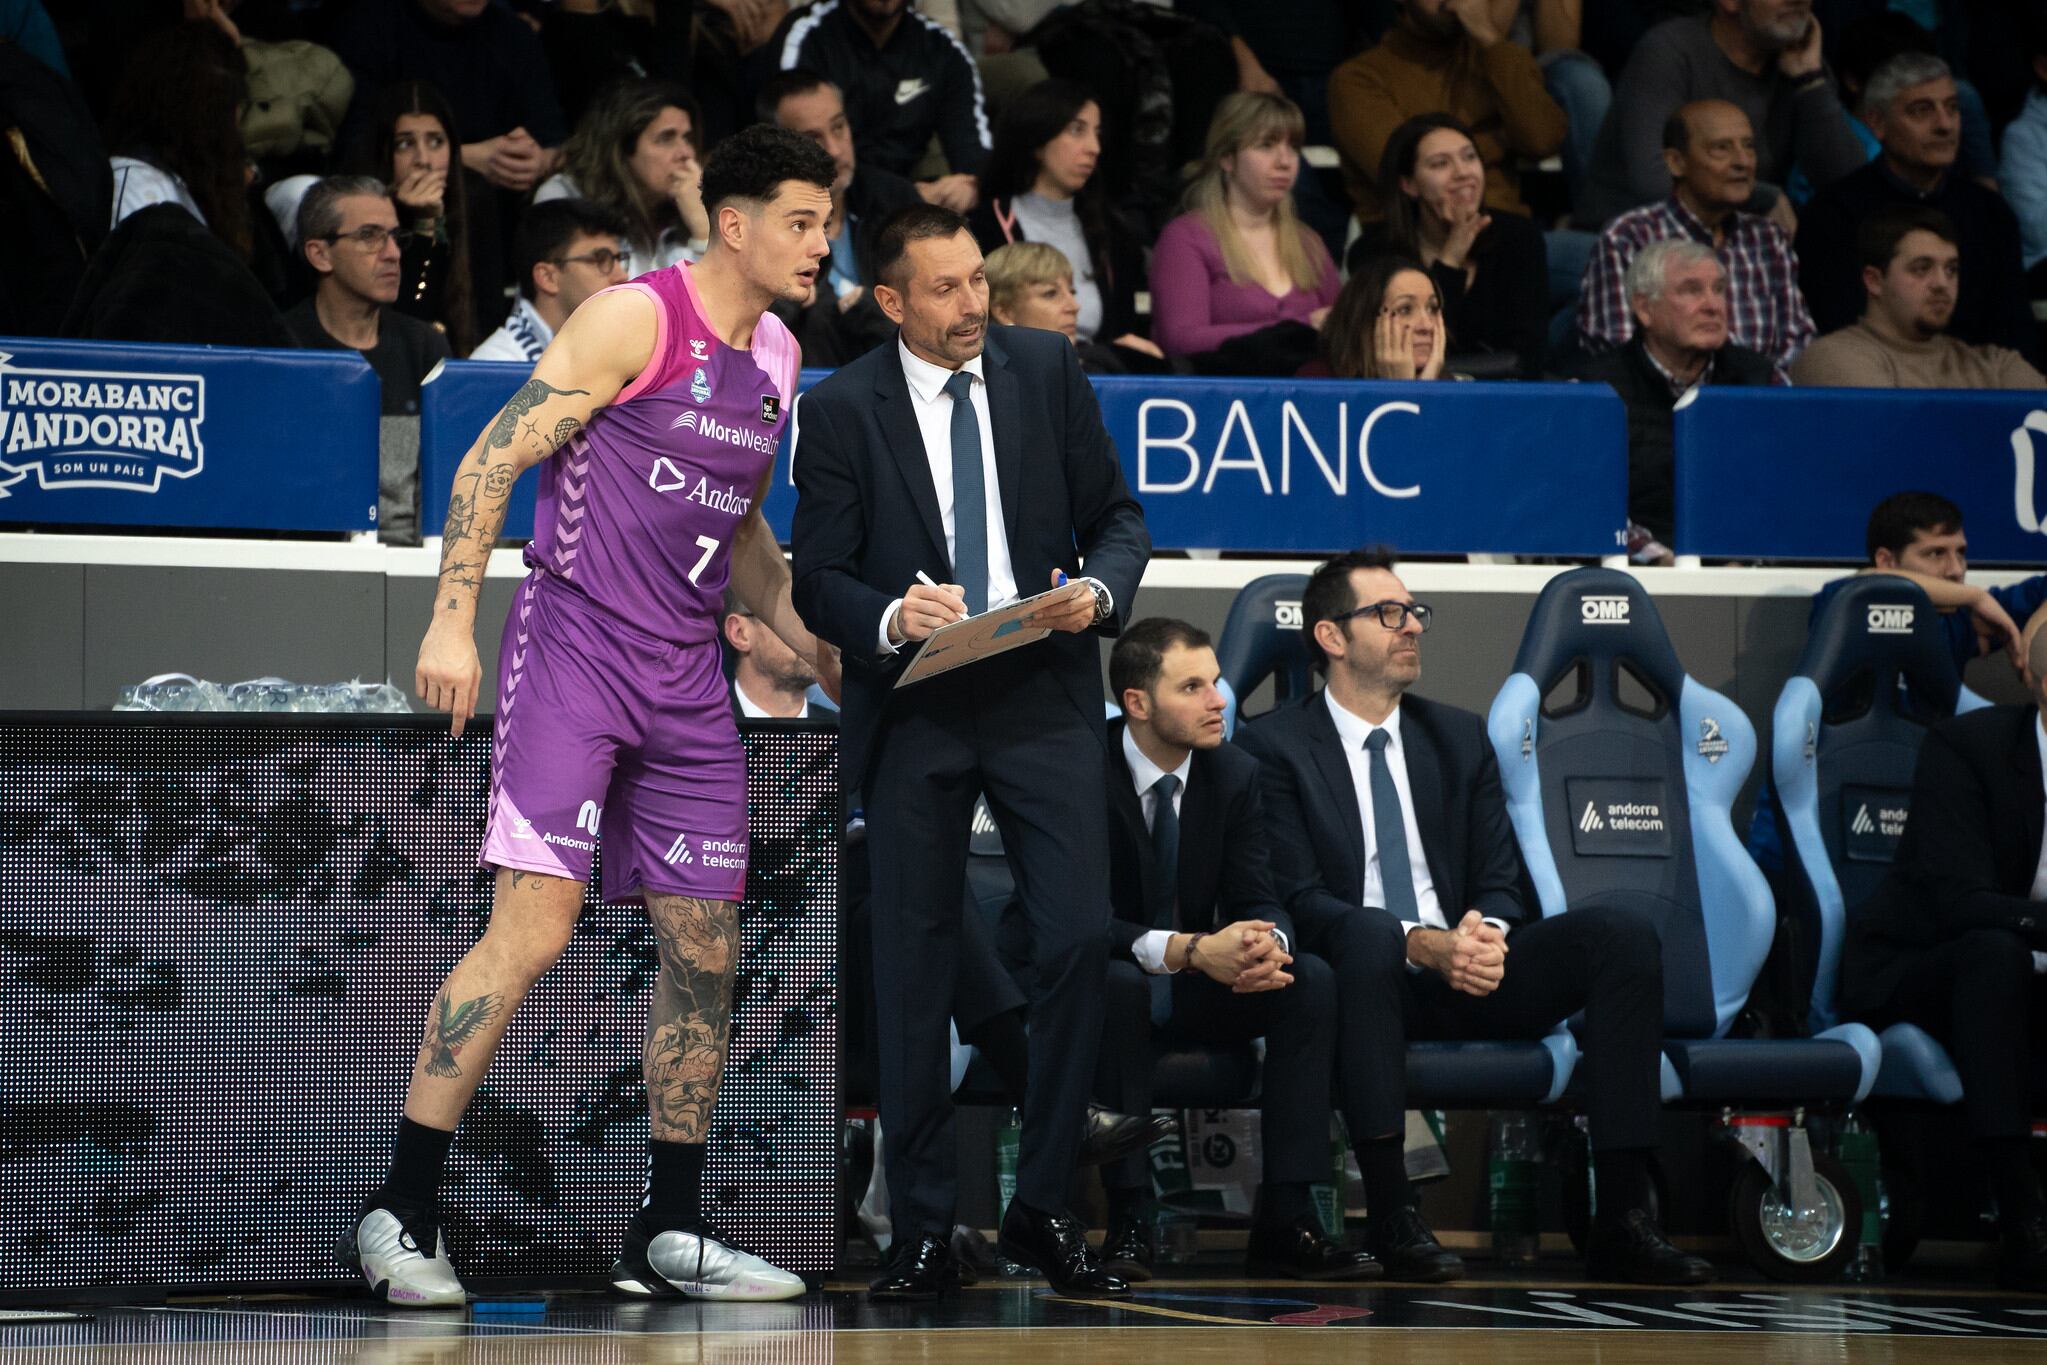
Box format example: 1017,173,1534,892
644,895,739,1142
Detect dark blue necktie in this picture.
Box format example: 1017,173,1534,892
1364,729,1420,921
942,369,988,615
1148,773,1181,1025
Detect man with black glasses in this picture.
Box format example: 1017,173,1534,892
1237,547,1709,1287
472,198,633,365
287,175,455,544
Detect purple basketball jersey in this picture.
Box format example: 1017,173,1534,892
523,262,799,645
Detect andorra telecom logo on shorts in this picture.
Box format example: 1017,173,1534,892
0,351,206,499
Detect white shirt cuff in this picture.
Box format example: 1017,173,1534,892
1135,929,1175,975
1402,919,1426,973
877,598,904,656
1482,917,1509,935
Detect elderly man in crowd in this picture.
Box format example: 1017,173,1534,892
1575,239,1776,561
1577,100,1814,377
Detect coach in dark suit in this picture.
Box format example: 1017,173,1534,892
1235,548,1708,1287
790,204,1150,1300
1840,631,2047,1290
1094,619,1375,1284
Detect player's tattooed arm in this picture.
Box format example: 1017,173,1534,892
480,378,590,463
644,895,738,1142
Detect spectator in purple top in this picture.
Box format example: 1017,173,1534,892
1148,92,1340,367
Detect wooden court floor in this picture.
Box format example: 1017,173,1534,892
9,1270,2047,1364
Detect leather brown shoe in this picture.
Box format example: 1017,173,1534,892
1245,1216,1382,1281
998,1200,1131,1297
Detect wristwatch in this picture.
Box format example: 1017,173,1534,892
1081,576,1112,626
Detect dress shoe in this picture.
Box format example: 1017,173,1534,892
1098,1206,1155,1282
868,1235,960,1300
1079,1105,1178,1168
947,1225,993,1286
1585,1208,1715,1285
1245,1216,1382,1281
1364,1206,1465,1282
1999,1214,2047,1291
998,1199,1131,1297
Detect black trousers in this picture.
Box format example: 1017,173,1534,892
1309,905,1663,1151
863,657,1111,1239
1852,928,2047,1140
1094,952,1339,1195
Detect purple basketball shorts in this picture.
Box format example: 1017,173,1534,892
479,573,748,903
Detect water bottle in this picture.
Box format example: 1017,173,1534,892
994,1107,1020,1224
1311,1118,1347,1240
1838,1114,1885,1282
1488,1111,1540,1266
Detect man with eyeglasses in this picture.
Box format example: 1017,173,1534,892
1236,547,1709,1287
286,175,453,542
473,199,634,365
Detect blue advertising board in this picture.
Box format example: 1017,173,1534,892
1673,387,2047,562
1089,376,1629,556
411,361,1634,557
0,338,379,532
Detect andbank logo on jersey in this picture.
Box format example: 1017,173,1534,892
649,453,757,515
671,408,777,456
0,352,205,498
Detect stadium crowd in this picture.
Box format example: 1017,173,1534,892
9,0,2047,547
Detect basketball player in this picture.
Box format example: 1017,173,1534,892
342,126,839,1306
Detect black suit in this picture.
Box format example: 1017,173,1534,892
1842,705,2047,1139
790,325,1150,1238
1096,722,1336,1197
1237,691,1663,1152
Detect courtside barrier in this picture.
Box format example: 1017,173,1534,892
0,338,380,533
1674,387,2047,562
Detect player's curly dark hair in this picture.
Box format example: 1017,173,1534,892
699,123,836,216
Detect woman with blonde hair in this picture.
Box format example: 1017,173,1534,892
984,241,1170,374
1148,91,1339,366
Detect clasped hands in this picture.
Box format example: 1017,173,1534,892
1408,909,1509,996
1169,920,1293,993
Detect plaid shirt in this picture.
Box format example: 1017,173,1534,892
1576,196,1814,379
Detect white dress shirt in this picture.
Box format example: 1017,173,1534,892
2028,714,2047,973
876,338,1015,653
1324,690,1508,954
1122,727,1288,974
733,679,809,720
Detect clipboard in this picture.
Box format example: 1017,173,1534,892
893,586,1070,688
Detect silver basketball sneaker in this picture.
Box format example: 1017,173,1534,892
610,1223,806,1301
341,1207,467,1308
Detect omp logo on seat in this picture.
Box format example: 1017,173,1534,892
1866,604,1915,634
1273,600,1303,628
1579,595,1630,625
1579,801,1604,832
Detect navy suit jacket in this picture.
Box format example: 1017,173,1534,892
1104,720,1293,963
789,325,1150,789
1234,690,1528,946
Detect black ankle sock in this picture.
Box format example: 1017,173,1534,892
638,1138,707,1234
380,1116,455,1210
1357,1134,1413,1219
960,1009,1030,1106
1594,1146,1655,1221
1261,1180,1316,1226
1105,1186,1150,1225
1987,1137,2047,1225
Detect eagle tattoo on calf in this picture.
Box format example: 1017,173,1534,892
422,992,503,1078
